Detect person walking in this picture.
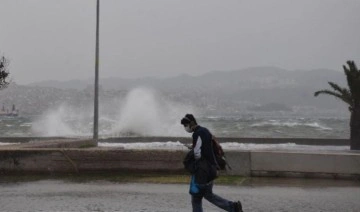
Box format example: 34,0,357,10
181,114,243,212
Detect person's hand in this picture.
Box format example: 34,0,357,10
183,143,192,150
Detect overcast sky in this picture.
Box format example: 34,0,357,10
1,0,359,85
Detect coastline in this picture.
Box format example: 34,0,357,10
0,138,359,181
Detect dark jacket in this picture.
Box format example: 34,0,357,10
183,150,196,173
183,125,217,184
192,126,216,165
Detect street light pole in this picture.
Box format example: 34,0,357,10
93,0,100,140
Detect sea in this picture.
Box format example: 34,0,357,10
0,111,349,139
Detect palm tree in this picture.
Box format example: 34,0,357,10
314,60,360,150
0,56,10,90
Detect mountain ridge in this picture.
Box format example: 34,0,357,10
3,67,347,115
25,66,344,90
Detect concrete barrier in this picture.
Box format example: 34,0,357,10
0,139,184,174
0,149,185,174
249,150,360,179
224,151,251,176
0,139,359,179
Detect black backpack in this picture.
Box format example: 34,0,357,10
211,136,231,170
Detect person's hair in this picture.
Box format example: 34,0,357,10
181,114,197,126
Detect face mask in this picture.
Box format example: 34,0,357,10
184,125,192,133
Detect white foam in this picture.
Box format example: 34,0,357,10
0,142,19,146
221,142,347,151
98,141,349,151
304,122,332,130
99,141,189,150
250,120,332,130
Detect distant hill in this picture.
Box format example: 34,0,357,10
8,67,348,115
27,66,345,91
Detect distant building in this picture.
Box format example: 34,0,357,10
0,104,19,117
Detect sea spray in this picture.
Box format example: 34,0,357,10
31,104,93,136
111,87,196,137
29,87,345,138
31,87,196,137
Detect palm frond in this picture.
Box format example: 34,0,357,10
314,89,352,106
328,82,345,93
343,64,355,92
343,61,360,96
347,61,359,76
328,82,352,102
346,61,360,99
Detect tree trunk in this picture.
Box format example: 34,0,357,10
350,107,360,150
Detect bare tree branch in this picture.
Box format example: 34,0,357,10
0,56,10,90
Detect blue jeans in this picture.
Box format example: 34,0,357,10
191,182,234,212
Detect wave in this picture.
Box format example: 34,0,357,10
20,123,32,127
304,122,332,130
98,141,188,150
98,141,348,151
250,120,332,130
0,142,20,146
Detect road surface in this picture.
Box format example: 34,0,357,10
0,178,359,211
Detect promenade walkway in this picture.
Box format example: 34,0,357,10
1,178,359,211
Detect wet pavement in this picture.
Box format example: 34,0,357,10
0,178,360,212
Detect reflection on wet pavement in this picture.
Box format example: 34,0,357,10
0,178,359,212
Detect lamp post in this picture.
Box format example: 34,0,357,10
93,0,100,140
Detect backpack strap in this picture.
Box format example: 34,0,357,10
211,135,232,170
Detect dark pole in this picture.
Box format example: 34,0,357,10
93,0,100,140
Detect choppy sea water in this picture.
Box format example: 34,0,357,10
0,112,349,139
201,114,349,139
